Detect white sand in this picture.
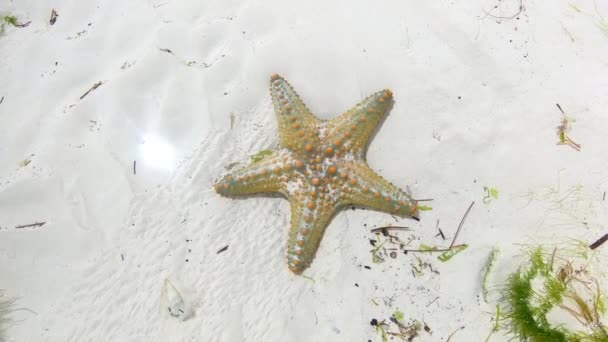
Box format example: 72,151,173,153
1,0,607,341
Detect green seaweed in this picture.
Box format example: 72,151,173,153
438,244,468,262
250,149,273,163
594,3,608,37
569,3,582,13
556,113,581,150
375,320,389,342
597,19,608,37
3,15,18,26
419,244,436,251
500,245,608,341
418,205,433,211
1,15,19,34
18,158,31,167
598,295,607,315
393,310,405,322
482,248,500,302
302,275,315,283
371,238,386,264
483,186,499,204
504,255,570,341
485,305,502,342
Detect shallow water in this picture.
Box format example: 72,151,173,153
1,1,608,341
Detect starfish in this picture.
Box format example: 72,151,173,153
215,74,421,274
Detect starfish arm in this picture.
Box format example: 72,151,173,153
214,153,290,197
326,89,393,157
270,74,321,151
285,194,336,274
336,161,419,219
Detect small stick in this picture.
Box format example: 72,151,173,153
603,192,606,201
413,198,434,202
435,228,445,240
562,136,581,151
556,103,565,115
389,316,409,331
450,201,475,249
15,222,46,229
0,96,4,104
370,226,412,233
133,160,137,175
589,233,608,250
15,21,32,28
80,81,102,100
216,245,229,254
434,220,445,240
446,326,465,342
425,296,439,307
402,201,474,253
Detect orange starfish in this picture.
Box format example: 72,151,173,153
215,74,420,274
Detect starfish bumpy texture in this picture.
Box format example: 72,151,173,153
215,74,420,274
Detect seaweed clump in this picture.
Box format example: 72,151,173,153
500,243,607,341
0,15,19,35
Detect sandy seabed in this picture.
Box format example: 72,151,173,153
1,0,608,341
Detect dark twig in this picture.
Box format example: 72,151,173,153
15,222,46,229
15,21,32,28
402,201,475,253
434,219,445,240
556,103,565,115
133,160,137,175
370,226,412,233
426,296,439,307
589,233,608,250
435,228,445,240
450,201,475,249
216,245,229,254
389,317,409,331
79,81,102,100
50,9,59,25
0,96,4,104
446,326,465,342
